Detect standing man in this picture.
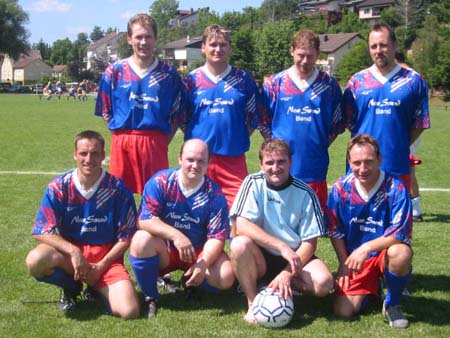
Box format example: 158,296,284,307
95,13,183,194
230,138,333,324
129,139,235,318
344,23,430,190
25,130,140,319
182,24,265,208
261,29,345,211
326,134,413,329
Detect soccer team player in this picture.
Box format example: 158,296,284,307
230,139,333,324
343,23,430,191
129,139,235,317
261,29,345,211
26,130,140,319
95,13,183,195
326,134,413,329
181,24,265,209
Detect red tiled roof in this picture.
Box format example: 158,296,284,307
13,50,42,68
319,33,361,53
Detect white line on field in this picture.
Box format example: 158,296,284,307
1,170,450,193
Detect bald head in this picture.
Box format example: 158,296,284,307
178,139,210,188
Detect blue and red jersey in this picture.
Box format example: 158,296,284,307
181,65,263,156
33,170,137,245
326,171,412,257
261,68,345,182
344,65,430,176
95,58,183,133
139,168,230,249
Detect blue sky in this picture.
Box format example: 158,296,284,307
18,0,263,45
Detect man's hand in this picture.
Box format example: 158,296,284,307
83,262,106,286
344,243,371,272
335,263,352,291
70,247,90,281
173,233,196,263
184,260,207,287
267,270,293,300
279,245,302,276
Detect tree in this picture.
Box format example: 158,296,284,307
150,0,179,29
50,38,73,65
260,0,299,22
32,39,51,61
334,41,372,83
90,26,104,42
230,27,256,75
67,33,90,81
0,0,29,59
255,20,296,79
329,10,369,34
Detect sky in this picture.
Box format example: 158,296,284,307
18,0,264,45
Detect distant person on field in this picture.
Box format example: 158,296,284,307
261,29,346,212
343,23,430,191
129,139,235,318
326,134,413,329
56,80,63,100
181,24,266,209
230,138,333,324
25,130,139,319
44,81,53,100
95,13,183,194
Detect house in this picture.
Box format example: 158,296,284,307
316,32,362,75
357,0,394,25
86,31,125,70
52,65,68,79
1,50,53,84
298,0,341,14
168,8,208,27
162,36,204,70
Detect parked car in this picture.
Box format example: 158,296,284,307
0,82,13,93
31,84,43,94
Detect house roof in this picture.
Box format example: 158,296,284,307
13,50,42,68
319,32,361,53
53,65,67,71
163,36,203,49
87,31,125,51
357,0,393,8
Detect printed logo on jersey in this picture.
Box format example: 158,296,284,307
129,92,159,110
71,215,108,233
350,216,384,233
166,211,200,230
286,105,321,122
267,192,282,204
200,98,235,114
368,98,400,115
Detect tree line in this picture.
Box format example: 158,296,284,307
1,0,448,97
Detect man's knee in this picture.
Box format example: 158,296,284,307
314,272,334,297
229,235,254,259
130,230,159,257
387,243,413,268
25,246,53,276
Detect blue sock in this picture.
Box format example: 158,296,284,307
384,268,411,307
130,254,160,300
199,279,220,293
35,268,79,291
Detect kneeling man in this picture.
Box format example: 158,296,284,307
230,138,333,324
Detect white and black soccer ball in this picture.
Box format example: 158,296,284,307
252,288,294,328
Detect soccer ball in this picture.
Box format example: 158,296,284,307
252,288,294,328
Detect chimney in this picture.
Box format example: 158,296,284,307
324,35,328,42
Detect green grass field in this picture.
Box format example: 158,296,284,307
0,94,449,337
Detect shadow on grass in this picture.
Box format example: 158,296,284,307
422,212,450,223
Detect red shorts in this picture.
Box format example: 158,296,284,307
398,174,411,192
74,242,131,289
159,246,204,276
306,180,328,213
207,154,248,209
110,130,169,194
335,249,386,296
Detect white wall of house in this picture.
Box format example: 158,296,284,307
1,56,14,81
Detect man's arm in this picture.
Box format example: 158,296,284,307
32,234,89,281
410,128,424,145
184,238,225,287
235,216,301,276
139,218,196,263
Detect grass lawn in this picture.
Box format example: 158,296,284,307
0,94,449,337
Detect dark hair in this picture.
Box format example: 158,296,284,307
347,134,380,161
259,138,292,161
74,130,105,150
127,13,158,38
291,29,320,51
202,24,231,44
369,23,396,44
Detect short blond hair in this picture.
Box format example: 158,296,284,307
202,24,231,44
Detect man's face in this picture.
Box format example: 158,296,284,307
260,150,292,187
73,138,105,179
290,45,319,77
128,23,157,62
348,144,381,191
178,140,210,185
368,28,396,73
201,34,232,67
